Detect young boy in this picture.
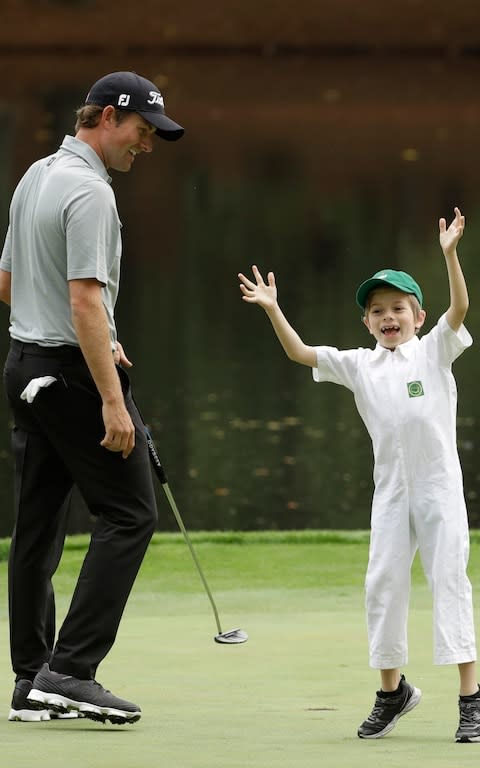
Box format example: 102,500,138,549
238,207,480,742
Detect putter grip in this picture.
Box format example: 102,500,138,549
146,432,168,484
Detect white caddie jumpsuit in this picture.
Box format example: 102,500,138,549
312,313,477,669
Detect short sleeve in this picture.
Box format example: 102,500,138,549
423,312,472,367
64,181,121,285
0,226,12,272
312,346,362,392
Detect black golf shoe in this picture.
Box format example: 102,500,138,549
27,663,141,725
8,679,51,722
8,678,79,722
358,674,421,739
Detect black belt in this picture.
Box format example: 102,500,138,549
10,339,84,360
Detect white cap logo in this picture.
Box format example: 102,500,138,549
147,91,164,107
118,94,131,106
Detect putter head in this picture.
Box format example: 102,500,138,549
214,628,248,645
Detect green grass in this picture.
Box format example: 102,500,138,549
1,531,480,767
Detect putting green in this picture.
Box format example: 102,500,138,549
0,532,479,767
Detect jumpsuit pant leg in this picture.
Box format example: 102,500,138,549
413,482,477,665
365,491,417,669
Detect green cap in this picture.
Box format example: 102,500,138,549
356,269,423,309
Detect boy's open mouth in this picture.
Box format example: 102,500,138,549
381,325,400,336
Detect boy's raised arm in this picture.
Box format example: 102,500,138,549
439,207,469,332
238,265,317,367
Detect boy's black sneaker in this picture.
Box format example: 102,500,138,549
358,675,422,739
456,695,480,742
27,664,141,725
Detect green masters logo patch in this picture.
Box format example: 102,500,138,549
407,380,424,398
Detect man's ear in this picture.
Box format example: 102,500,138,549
100,105,117,129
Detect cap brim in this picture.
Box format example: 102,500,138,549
356,279,389,309
356,278,422,309
139,111,184,141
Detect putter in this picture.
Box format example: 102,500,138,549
146,431,248,645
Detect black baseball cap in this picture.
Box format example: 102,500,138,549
85,71,184,141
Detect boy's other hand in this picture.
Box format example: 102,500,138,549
439,207,465,256
238,265,277,310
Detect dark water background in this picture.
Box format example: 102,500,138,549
1,52,480,534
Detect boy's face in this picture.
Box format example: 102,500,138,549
363,287,426,350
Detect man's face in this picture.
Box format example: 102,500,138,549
102,112,156,172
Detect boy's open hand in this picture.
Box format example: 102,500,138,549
238,265,277,309
439,207,465,256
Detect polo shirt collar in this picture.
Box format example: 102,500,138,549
370,334,420,362
59,135,112,184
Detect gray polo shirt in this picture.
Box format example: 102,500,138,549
0,135,121,347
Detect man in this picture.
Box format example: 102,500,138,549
0,71,184,724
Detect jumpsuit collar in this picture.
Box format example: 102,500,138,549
370,334,420,363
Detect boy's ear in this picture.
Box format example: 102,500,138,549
362,315,373,334
415,309,427,331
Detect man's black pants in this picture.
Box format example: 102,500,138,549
4,340,157,681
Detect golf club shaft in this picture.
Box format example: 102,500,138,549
146,432,223,635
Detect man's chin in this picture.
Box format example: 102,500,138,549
111,165,132,173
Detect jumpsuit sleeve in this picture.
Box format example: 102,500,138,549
426,312,473,368
311,346,362,392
